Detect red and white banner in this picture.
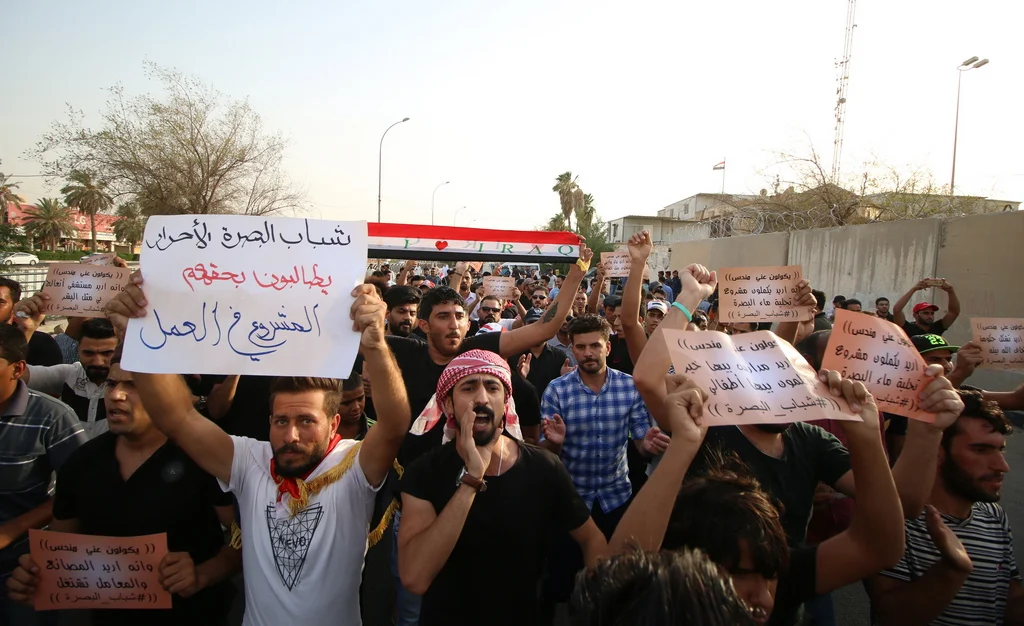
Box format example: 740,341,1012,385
367,223,581,263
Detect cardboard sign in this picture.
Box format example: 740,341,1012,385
123,216,368,378
822,309,932,422
718,265,813,323
601,251,632,278
483,276,516,299
29,529,171,611
81,253,117,266
663,329,855,426
41,264,131,316
973,318,1024,370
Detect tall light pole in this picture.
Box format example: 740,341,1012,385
431,181,450,226
453,205,467,226
377,117,410,222
950,57,988,196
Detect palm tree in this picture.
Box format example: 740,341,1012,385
61,170,112,252
22,198,76,251
552,172,584,231
113,201,147,253
0,171,23,224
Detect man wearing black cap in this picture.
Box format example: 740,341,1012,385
893,279,961,336
912,334,985,391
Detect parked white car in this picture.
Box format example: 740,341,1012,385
1,252,40,265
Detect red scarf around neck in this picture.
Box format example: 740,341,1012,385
270,434,343,502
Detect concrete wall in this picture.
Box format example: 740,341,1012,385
936,212,1024,391
789,218,942,312
664,211,1024,390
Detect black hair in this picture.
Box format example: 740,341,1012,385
342,373,363,393
383,285,421,311
567,315,611,343
663,454,789,580
875,296,890,305
942,390,1013,453
0,324,27,364
0,277,22,303
409,274,425,283
833,295,846,303
795,330,831,372
651,287,667,297
812,289,826,310
80,318,116,341
844,298,863,308
691,310,709,328
418,286,466,321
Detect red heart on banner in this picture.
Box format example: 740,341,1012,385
435,241,449,250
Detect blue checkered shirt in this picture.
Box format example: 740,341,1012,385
541,367,652,513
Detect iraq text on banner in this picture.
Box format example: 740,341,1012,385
663,329,855,427
122,216,368,378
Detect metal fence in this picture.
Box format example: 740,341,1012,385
0,267,48,294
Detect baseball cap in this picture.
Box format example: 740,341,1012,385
912,302,940,314
475,322,505,336
911,334,960,355
647,300,668,314
524,308,544,324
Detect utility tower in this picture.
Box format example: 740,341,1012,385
832,0,857,181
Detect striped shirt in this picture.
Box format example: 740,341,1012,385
541,367,651,512
879,502,1020,625
53,333,79,364
0,381,87,571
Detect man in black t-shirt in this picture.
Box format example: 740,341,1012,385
606,372,914,626
398,350,606,626
511,309,573,400
6,359,240,626
892,278,961,336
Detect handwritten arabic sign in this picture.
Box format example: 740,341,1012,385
821,309,932,422
972,317,1024,370
122,216,367,377
483,276,516,299
663,329,855,426
719,266,813,323
29,529,170,611
81,252,117,266
41,264,130,316
600,251,632,278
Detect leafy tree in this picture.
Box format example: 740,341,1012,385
33,62,302,217
22,198,76,251
552,172,585,231
0,164,23,223
61,170,112,252
113,201,147,252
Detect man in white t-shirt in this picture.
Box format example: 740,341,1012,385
104,277,410,625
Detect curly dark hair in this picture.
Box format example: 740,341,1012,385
567,315,611,343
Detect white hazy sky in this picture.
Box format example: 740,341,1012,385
4,0,1022,230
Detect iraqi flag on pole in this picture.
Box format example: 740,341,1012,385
367,222,581,263
712,160,726,170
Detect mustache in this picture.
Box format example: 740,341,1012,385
274,443,305,455
473,404,495,419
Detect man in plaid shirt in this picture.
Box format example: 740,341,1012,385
538,314,669,620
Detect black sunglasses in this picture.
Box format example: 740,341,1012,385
480,306,501,313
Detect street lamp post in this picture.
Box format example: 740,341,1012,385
950,56,988,196
431,181,450,226
377,117,410,222
453,206,467,226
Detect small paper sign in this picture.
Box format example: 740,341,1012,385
601,251,631,278
483,276,516,298
29,529,171,611
822,309,932,422
468,261,483,273
663,329,855,426
81,253,118,266
972,318,1024,370
40,264,131,316
719,265,813,323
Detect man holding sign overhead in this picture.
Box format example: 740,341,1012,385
104,275,411,626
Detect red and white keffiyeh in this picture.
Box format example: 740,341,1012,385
409,349,522,443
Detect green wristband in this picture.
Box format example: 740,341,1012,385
671,301,693,322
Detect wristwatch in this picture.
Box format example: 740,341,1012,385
456,467,487,492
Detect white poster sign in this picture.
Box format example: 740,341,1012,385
123,216,368,378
